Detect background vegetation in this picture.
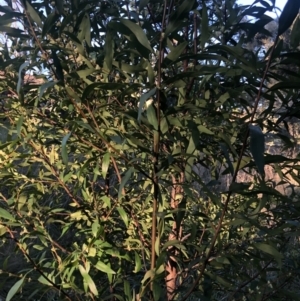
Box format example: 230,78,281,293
0,0,300,300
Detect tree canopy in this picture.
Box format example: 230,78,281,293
1,0,300,300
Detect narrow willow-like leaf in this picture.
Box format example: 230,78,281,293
165,0,195,36
269,81,300,90
38,81,57,101
17,62,29,95
139,0,150,10
164,41,188,62
102,153,110,179
253,242,283,262
61,132,72,165
147,104,158,130
201,1,209,48
55,0,64,15
290,15,300,49
25,1,42,28
78,265,98,296
120,19,152,51
153,280,163,301
104,29,114,71
118,168,133,200
198,125,213,135
134,251,142,273
249,125,265,176
138,87,156,123
124,280,132,301
220,143,234,176
277,0,300,36
0,208,15,221
94,261,116,274
117,207,129,228
16,115,23,137
78,13,91,46
6,277,25,301
42,11,59,37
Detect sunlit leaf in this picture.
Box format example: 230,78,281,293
0,208,15,221
78,265,98,296
94,261,116,274
6,277,25,301
61,132,72,165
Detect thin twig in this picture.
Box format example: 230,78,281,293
180,31,280,301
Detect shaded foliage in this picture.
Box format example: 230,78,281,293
0,0,300,300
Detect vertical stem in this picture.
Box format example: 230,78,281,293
150,0,168,281
181,33,280,301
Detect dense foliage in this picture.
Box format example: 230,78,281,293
1,0,300,300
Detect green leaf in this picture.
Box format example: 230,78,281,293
118,168,133,200
290,15,300,49
120,19,152,51
78,13,91,46
139,0,150,10
38,275,52,286
220,143,234,176
6,277,25,301
16,115,24,137
164,42,188,62
102,153,110,179
61,132,72,165
249,125,265,176
78,265,98,296
138,87,156,123
185,157,194,182
94,261,116,274
0,208,15,221
153,280,162,301
104,30,114,71
134,251,142,273
253,242,283,261
25,1,42,28
165,0,195,36
147,104,158,130
77,68,95,80
197,125,213,135
117,206,129,228
186,134,196,155
277,0,300,36
269,81,300,91
82,82,129,100
38,81,57,101
147,62,155,85
51,50,64,82
0,14,14,26
17,62,30,95
42,11,59,37
55,0,64,15
201,1,209,49
124,280,132,301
